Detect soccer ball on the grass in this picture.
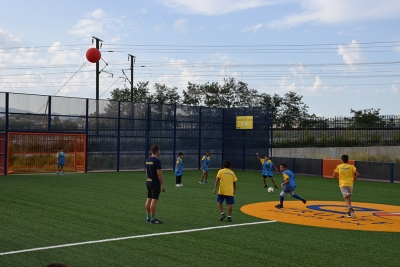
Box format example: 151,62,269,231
267,187,274,193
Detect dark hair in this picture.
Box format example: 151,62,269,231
341,155,349,163
280,163,287,169
59,147,63,151
223,160,231,168
178,152,183,156
151,144,160,154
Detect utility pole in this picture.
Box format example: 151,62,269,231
92,36,103,133
128,54,136,102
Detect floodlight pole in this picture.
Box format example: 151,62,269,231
128,54,136,102
92,36,103,133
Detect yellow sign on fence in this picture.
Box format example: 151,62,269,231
236,116,253,129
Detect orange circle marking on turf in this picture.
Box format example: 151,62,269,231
240,201,400,232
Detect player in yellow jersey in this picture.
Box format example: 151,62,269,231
213,160,238,222
333,155,360,219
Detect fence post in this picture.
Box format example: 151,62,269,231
85,98,89,173
292,158,296,173
47,96,52,132
242,107,246,171
173,104,177,170
198,106,202,170
4,93,9,175
389,163,394,183
145,103,150,160
116,101,121,172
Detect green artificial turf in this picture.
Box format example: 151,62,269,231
0,170,398,267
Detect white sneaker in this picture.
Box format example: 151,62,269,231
179,184,183,186
175,184,181,187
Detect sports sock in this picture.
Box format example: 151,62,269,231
151,214,155,219
292,194,303,201
147,214,151,219
280,196,284,206
221,212,225,215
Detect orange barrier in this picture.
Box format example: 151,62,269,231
7,132,86,174
322,159,355,178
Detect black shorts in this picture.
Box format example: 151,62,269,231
146,182,161,200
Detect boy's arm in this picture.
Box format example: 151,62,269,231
354,170,360,180
255,152,260,160
333,172,339,179
213,178,220,194
273,164,278,171
233,182,236,195
157,169,166,192
175,161,179,172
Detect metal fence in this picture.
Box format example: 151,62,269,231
272,127,400,148
0,92,272,174
270,157,399,183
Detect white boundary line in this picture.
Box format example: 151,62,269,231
0,221,276,256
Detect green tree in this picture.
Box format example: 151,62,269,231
270,91,312,128
153,83,180,104
182,82,204,106
349,108,386,128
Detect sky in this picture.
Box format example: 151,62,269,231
0,0,399,117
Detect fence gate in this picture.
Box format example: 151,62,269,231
7,132,86,174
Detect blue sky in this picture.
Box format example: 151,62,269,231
0,0,399,117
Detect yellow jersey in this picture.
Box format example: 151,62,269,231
334,163,357,187
216,168,238,196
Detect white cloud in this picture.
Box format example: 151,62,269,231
268,0,400,29
172,19,189,34
278,76,296,91
392,84,399,94
69,9,131,41
69,19,103,37
289,63,307,78
241,23,263,33
86,8,106,19
312,76,322,91
159,0,276,15
337,40,363,66
0,29,21,46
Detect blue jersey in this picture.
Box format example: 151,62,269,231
57,152,65,165
202,156,211,170
146,157,162,186
282,169,297,191
260,159,274,176
175,157,183,176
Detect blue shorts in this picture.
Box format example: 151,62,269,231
202,166,209,172
217,194,235,205
57,163,65,167
262,175,273,178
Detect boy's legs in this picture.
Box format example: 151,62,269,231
217,202,224,213
199,171,206,183
291,192,307,204
204,171,208,183
263,177,267,188
217,195,226,220
269,177,278,188
227,204,232,216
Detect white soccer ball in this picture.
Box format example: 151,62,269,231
268,187,274,193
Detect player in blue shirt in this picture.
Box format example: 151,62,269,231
256,152,278,188
145,144,166,224
175,152,184,187
56,147,65,175
275,163,307,209
199,151,211,184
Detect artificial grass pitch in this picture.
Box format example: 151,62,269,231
0,170,399,267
